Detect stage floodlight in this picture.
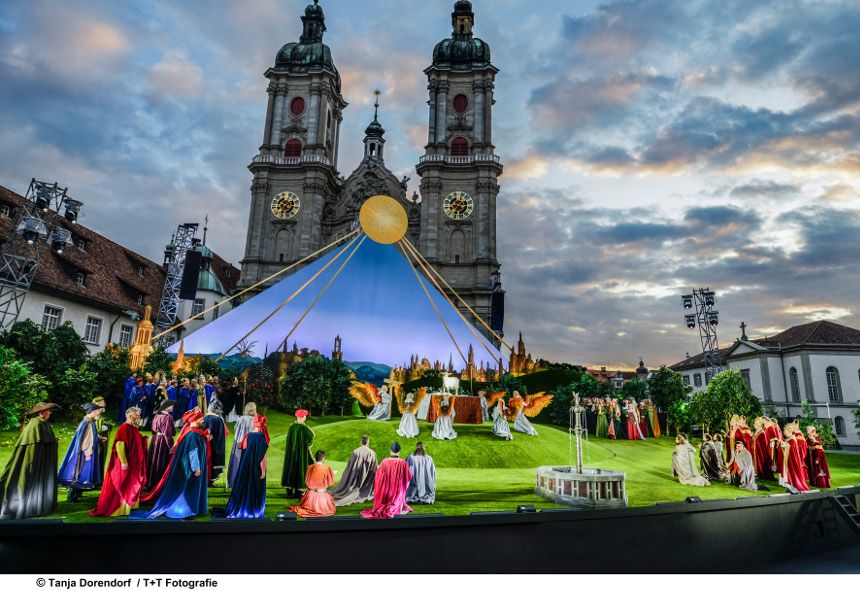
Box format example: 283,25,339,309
708,311,719,326
49,227,73,254
63,199,83,224
685,314,696,329
685,496,702,503
704,290,715,306
276,512,297,521
35,186,51,211
682,295,693,309
16,217,47,245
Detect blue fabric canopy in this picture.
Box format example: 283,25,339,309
169,237,502,369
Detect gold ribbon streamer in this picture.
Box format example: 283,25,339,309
401,237,512,353
276,234,368,353
400,238,504,368
152,229,358,342
215,233,361,361
397,242,467,366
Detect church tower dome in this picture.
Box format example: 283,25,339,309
432,0,491,68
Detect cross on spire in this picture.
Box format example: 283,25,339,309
373,88,381,121
740,321,748,340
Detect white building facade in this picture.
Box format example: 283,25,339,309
671,321,860,448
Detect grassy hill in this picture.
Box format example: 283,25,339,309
2,410,859,522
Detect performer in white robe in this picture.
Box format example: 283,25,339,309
478,391,489,422
726,441,758,492
227,402,256,488
331,435,378,506
396,393,420,438
492,399,513,440
405,442,436,504
511,392,538,436
431,394,457,440
367,386,392,421
672,435,710,486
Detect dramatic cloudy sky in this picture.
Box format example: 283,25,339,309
2,0,859,368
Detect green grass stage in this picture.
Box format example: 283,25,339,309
2,410,859,522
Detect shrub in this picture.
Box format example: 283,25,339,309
0,346,52,430
279,355,354,415
688,369,762,433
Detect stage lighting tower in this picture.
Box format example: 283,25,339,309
1,179,83,331
680,287,723,382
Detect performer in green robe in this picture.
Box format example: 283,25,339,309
0,402,61,520
281,409,314,497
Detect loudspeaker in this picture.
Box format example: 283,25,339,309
179,249,202,300
490,290,505,332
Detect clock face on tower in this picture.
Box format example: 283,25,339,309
443,191,474,220
270,191,301,220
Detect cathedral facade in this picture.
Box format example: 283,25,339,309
238,0,502,329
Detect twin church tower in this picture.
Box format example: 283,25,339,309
239,0,503,329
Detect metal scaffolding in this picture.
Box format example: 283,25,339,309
0,179,77,332
155,223,199,346
682,287,723,381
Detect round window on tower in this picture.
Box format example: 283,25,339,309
453,94,469,113
290,97,305,116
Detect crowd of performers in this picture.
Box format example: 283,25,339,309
357,384,553,442
0,386,438,522
577,397,661,441
670,415,831,493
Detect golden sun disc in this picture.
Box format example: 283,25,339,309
359,195,408,244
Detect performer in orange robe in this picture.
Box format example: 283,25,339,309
805,426,831,488
288,450,335,518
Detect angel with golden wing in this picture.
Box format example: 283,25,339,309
396,388,427,438
508,391,553,436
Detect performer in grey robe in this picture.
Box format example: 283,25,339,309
227,402,256,488
726,441,758,491
672,435,710,486
512,393,538,436
367,387,392,421
698,433,726,481
405,442,436,504
492,399,513,441
331,435,378,506
431,395,457,440
478,391,489,422
396,393,419,439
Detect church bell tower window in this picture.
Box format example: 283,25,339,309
290,97,305,116
450,136,469,156
285,138,303,158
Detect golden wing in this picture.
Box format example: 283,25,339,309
524,393,554,418
412,387,428,408
486,391,506,408
395,390,406,414
349,382,380,407
507,396,523,419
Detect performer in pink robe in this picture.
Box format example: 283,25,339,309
90,407,148,517
360,442,413,519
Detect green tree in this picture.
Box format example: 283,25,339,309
89,347,133,411
798,401,837,449
245,363,276,410
0,320,49,365
621,378,647,401
548,374,606,426
688,369,762,433
647,366,692,435
56,364,100,419
279,355,354,415
0,346,52,430
142,345,173,377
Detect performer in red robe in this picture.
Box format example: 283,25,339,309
751,418,773,480
360,442,413,519
90,406,148,517
764,418,783,476
805,426,831,488
142,410,212,504
780,423,810,492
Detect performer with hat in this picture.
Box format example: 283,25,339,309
58,402,105,502
143,409,211,519
91,396,111,476
146,399,176,489
90,406,148,517
281,409,315,498
360,441,413,519
0,402,61,520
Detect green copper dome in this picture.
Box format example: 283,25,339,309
275,41,336,71
432,37,491,67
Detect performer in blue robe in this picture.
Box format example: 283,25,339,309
175,380,193,422
141,376,158,426
225,415,270,519
166,380,178,401
143,410,209,519
129,379,147,420
203,401,229,484
121,374,137,420
203,380,216,406
58,403,104,502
